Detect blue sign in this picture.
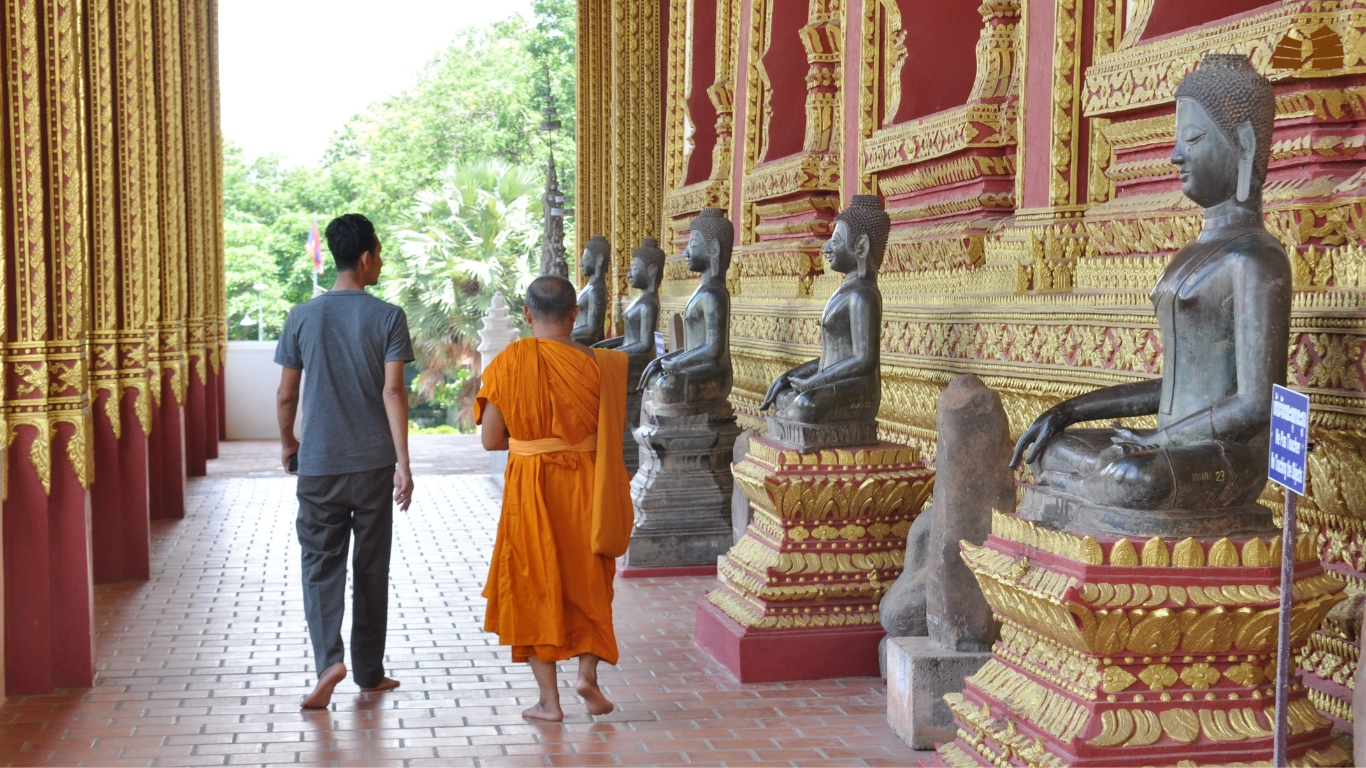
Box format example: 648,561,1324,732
1269,384,1309,496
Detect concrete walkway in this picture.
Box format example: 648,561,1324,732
0,438,925,767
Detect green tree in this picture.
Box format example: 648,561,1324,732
383,160,542,427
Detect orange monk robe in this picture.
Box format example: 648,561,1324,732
475,338,634,664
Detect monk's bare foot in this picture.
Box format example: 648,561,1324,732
522,700,564,722
301,662,347,709
576,679,615,716
360,677,400,692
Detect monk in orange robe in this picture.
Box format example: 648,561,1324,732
476,275,634,721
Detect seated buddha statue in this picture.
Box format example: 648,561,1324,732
1010,54,1290,523
637,208,733,410
594,238,663,389
571,235,610,346
760,195,889,451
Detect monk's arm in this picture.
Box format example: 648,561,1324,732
383,360,414,511
276,366,301,472
481,402,510,451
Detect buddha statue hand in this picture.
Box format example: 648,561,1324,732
1009,404,1072,468
759,374,789,412
1110,426,1165,451
638,355,669,392
759,359,820,412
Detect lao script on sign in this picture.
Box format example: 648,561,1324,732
1269,384,1309,496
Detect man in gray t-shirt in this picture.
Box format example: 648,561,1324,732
275,213,415,709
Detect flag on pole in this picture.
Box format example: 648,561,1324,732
306,219,324,275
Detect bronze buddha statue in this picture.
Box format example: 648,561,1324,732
761,195,889,451
593,238,663,372
1010,54,1290,534
638,209,733,409
571,235,610,346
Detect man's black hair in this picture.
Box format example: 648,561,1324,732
325,213,379,272
525,275,578,322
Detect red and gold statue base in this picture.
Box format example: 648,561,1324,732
928,507,1350,767
693,435,933,682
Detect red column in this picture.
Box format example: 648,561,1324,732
147,399,165,520
90,389,125,583
185,360,208,477
157,371,187,519
217,362,227,441
120,390,151,580
48,424,94,688
5,425,94,693
205,364,220,459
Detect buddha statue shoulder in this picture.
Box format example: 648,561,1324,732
637,208,733,407
572,235,610,346
593,238,663,360
1010,54,1290,528
761,195,889,451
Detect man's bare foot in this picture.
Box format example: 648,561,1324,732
522,700,564,722
360,677,400,692
576,679,615,716
301,662,347,709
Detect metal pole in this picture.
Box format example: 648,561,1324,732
1272,487,1298,767
257,292,264,342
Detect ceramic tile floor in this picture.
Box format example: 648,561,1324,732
0,444,929,767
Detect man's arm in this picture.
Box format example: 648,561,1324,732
480,402,509,451
277,367,302,472
383,360,414,511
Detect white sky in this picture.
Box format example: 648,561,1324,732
219,0,534,165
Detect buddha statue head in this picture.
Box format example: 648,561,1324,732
685,208,733,278
1171,54,1275,209
825,194,891,279
581,235,610,280
629,238,666,292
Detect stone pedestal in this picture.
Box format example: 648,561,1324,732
694,437,934,682
620,399,739,573
927,501,1350,768
886,636,990,749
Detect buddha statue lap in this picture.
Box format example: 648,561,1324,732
761,195,889,452
1010,54,1290,537
571,235,610,346
638,208,733,416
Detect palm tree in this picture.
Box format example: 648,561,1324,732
383,160,541,427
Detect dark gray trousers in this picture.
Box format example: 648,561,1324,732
296,466,394,688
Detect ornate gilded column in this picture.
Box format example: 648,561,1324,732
152,0,199,472
88,0,153,584
576,0,612,278
576,0,665,332
205,0,224,457
0,0,96,693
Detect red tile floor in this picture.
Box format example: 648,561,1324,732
0,439,930,767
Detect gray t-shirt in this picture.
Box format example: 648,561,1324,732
275,290,415,476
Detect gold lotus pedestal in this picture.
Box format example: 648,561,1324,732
693,436,934,682
928,508,1349,767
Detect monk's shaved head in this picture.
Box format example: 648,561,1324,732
526,276,578,323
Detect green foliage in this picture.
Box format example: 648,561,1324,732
224,6,575,422
384,160,541,427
